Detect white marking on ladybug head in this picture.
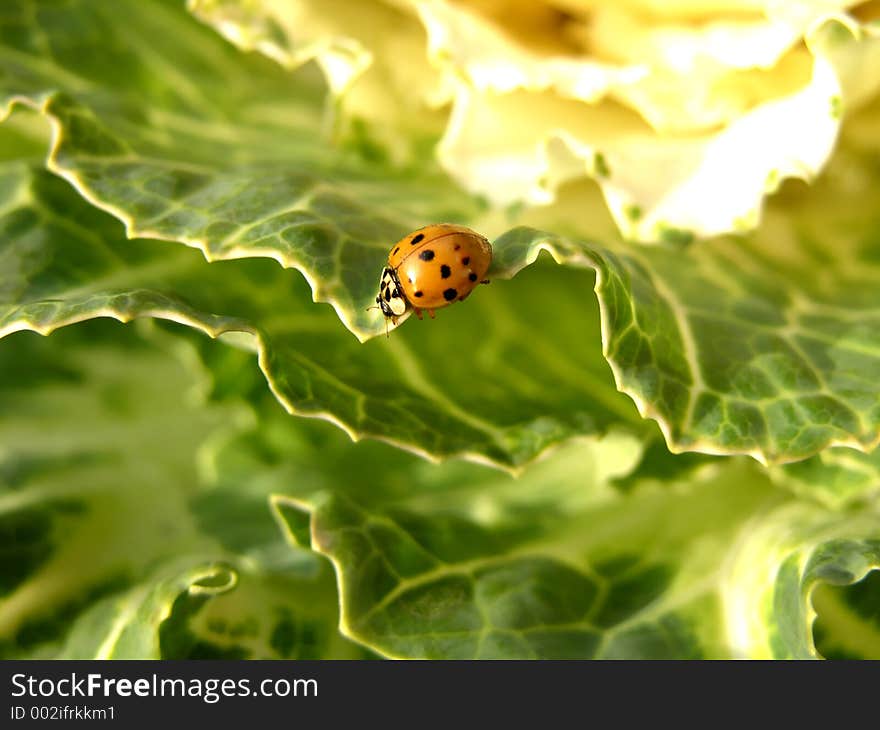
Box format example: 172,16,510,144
376,267,407,318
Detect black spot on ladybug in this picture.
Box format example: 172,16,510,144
408,276,413,283
462,256,470,265
392,289,401,298
419,249,435,261
440,264,451,279
443,288,457,301
381,280,388,290
469,272,477,282
414,291,424,298
384,289,391,302
411,233,425,245
454,244,461,250
393,247,400,255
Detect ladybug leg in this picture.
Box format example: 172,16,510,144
428,309,436,319
480,279,490,284
458,292,470,302
413,307,424,320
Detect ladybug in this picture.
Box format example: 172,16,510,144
374,224,492,324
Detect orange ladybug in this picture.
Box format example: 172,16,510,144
375,224,492,323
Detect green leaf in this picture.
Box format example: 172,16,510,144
271,446,880,658
0,159,643,469
221,389,880,660
3,280,876,660
812,568,880,659
3,0,880,467
0,322,236,656
0,0,478,342
162,567,373,660
491,118,880,465
0,320,363,659
772,448,880,508
56,561,237,660
63,335,877,661
722,506,880,658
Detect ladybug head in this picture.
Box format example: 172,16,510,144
376,267,407,319
375,293,394,318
